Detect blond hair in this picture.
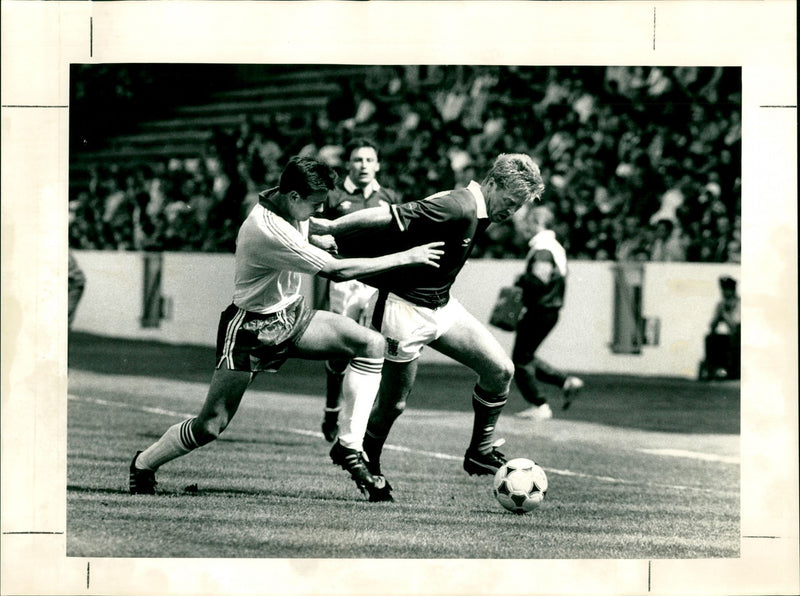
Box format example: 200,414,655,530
484,153,545,203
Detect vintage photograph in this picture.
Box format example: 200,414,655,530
66,63,741,558
2,2,796,595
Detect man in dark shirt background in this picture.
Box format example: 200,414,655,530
317,138,403,442
513,204,583,420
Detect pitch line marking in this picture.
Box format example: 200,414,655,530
638,448,739,464
69,394,736,494
69,394,194,418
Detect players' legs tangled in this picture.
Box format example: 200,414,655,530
293,311,385,495
363,359,418,468
132,309,385,498
322,281,376,442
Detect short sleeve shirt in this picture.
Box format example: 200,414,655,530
322,177,402,220
233,189,335,314
322,178,404,260
356,181,489,309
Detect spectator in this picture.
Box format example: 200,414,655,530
649,218,686,262
700,276,741,380
69,66,741,263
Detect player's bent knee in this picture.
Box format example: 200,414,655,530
481,357,515,391
327,358,349,375
354,329,385,359
498,358,515,384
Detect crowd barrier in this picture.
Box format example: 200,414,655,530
69,250,740,378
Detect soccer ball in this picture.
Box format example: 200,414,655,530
492,458,548,514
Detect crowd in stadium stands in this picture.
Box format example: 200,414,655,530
69,65,741,263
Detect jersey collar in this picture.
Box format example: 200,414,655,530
344,176,381,199
258,187,279,205
466,180,488,219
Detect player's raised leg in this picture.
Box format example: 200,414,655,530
430,306,514,476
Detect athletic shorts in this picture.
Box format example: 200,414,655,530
365,292,465,362
328,279,377,325
215,298,316,373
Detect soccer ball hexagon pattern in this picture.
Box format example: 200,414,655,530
492,457,548,514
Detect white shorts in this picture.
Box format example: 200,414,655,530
365,292,466,362
328,279,378,325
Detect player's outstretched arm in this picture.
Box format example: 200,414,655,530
310,234,339,254
310,204,393,237
318,241,443,282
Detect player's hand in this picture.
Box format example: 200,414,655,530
310,234,338,255
309,217,332,236
407,241,444,268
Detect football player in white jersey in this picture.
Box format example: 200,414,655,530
129,157,442,500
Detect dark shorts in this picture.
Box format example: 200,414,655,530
215,298,316,373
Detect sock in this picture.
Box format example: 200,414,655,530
363,392,407,465
325,360,346,410
469,385,508,454
363,428,388,467
136,418,200,471
337,356,383,451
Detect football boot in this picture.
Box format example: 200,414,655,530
362,453,394,502
463,439,507,476
129,451,157,495
329,440,375,495
515,403,553,420
561,376,584,410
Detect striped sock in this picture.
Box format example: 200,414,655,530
470,385,508,454
337,356,384,451
135,418,200,471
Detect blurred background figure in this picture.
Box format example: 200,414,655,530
649,218,686,262
317,138,403,442
513,204,583,420
68,253,86,328
699,275,741,381
68,200,87,328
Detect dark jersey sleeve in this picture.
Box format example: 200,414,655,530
391,192,466,233
336,188,480,308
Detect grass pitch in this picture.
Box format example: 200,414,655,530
67,333,739,559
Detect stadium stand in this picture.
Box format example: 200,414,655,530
69,65,741,262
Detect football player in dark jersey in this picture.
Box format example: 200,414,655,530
312,153,545,502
